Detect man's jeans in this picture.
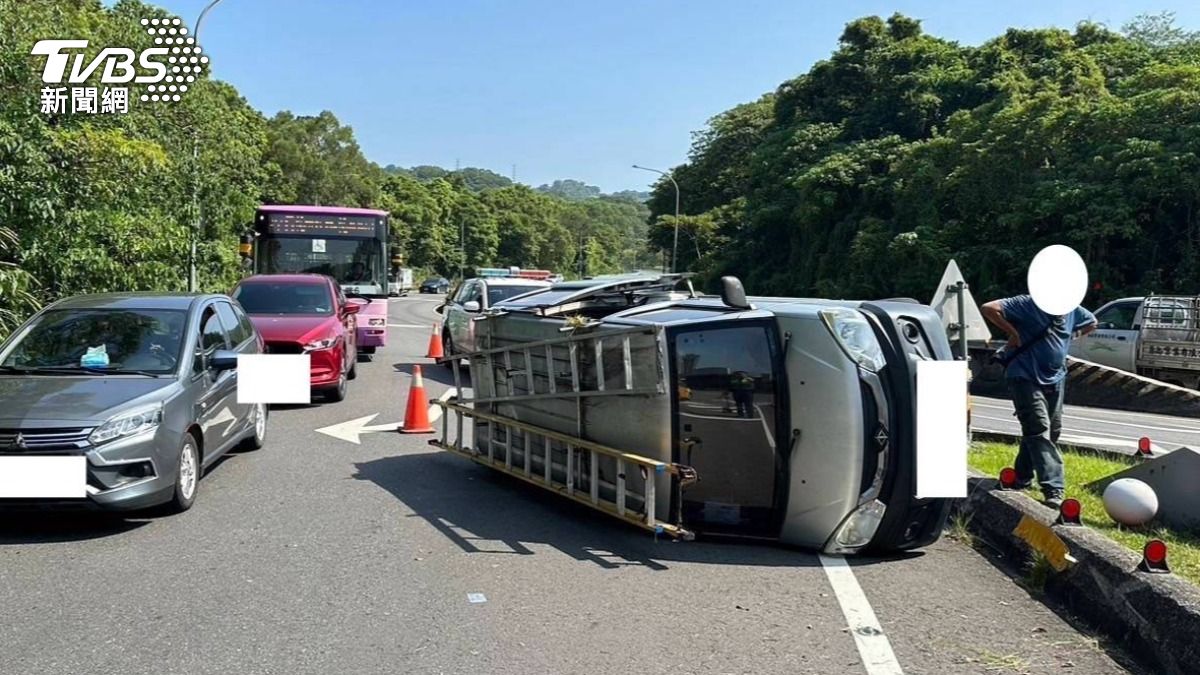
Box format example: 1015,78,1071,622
1007,378,1065,495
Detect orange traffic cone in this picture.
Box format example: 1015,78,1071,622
426,323,445,360
400,365,435,434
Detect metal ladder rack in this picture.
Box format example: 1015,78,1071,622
447,324,665,407
429,398,696,540
433,321,696,538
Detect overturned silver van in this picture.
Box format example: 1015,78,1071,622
430,275,957,554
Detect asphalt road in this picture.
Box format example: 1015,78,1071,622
0,295,1139,675
972,396,1200,455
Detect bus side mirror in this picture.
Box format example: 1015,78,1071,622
720,276,751,310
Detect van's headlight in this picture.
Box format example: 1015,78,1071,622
820,308,887,372
89,406,163,445
826,499,887,553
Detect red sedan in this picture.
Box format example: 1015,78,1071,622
231,274,361,402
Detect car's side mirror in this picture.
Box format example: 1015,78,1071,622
720,276,752,310
435,304,444,314
210,349,238,371
463,300,481,312
343,302,362,315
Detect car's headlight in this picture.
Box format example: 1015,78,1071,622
304,337,338,352
89,406,163,445
368,318,386,327
819,308,887,372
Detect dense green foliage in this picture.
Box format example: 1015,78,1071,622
0,0,654,337
648,13,1200,304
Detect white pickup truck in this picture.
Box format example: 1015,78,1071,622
1069,295,1200,388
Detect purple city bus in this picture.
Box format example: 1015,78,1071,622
250,205,390,354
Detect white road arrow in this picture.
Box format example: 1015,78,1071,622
315,388,458,445
315,413,403,444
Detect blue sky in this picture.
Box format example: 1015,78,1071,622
153,1,1200,192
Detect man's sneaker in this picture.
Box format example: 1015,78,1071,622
1043,493,1065,510
1013,480,1033,491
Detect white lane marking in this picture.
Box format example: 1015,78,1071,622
971,413,1179,445
427,388,456,423
819,554,904,675
754,404,776,447
971,426,1165,453
973,404,1200,435
973,397,1200,430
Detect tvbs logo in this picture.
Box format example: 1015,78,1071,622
31,17,206,114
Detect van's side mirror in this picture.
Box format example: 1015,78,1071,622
463,300,481,312
720,276,752,310
210,349,238,371
435,304,445,314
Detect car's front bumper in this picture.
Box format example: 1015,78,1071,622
0,427,178,512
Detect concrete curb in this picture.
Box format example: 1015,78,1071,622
956,475,1200,675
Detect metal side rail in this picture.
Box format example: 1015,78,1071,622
429,398,697,540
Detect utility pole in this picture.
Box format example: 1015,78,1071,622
632,164,680,273
187,0,225,292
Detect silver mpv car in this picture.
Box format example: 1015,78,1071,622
0,293,267,513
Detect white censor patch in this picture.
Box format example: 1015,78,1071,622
915,359,968,499
0,455,87,498
237,354,311,405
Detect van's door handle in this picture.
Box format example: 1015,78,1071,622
1117,336,1127,341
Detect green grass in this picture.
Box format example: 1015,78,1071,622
970,442,1200,586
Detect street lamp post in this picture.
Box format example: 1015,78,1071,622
632,164,680,273
187,0,225,292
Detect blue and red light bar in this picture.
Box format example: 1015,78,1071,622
477,267,552,280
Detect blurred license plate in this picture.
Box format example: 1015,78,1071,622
0,456,87,498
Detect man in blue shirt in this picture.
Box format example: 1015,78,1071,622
981,295,1096,507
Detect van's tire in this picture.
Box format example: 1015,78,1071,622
442,331,455,369
360,346,376,355
347,354,358,380
169,433,201,513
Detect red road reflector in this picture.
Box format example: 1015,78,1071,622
1055,498,1082,526
1138,539,1170,574
1137,437,1152,457
999,467,1018,489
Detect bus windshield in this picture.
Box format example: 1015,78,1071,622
261,238,383,286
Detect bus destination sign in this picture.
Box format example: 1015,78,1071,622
263,212,380,237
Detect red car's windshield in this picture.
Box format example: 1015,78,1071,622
234,283,333,316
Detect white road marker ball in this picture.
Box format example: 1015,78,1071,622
1027,244,1088,315
1102,478,1158,526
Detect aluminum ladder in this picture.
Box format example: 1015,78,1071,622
431,323,697,539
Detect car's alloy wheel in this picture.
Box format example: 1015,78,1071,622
170,434,200,512
243,402,267,450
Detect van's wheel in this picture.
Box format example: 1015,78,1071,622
325,375,347,402
169,433,201,513
242,403,267,450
